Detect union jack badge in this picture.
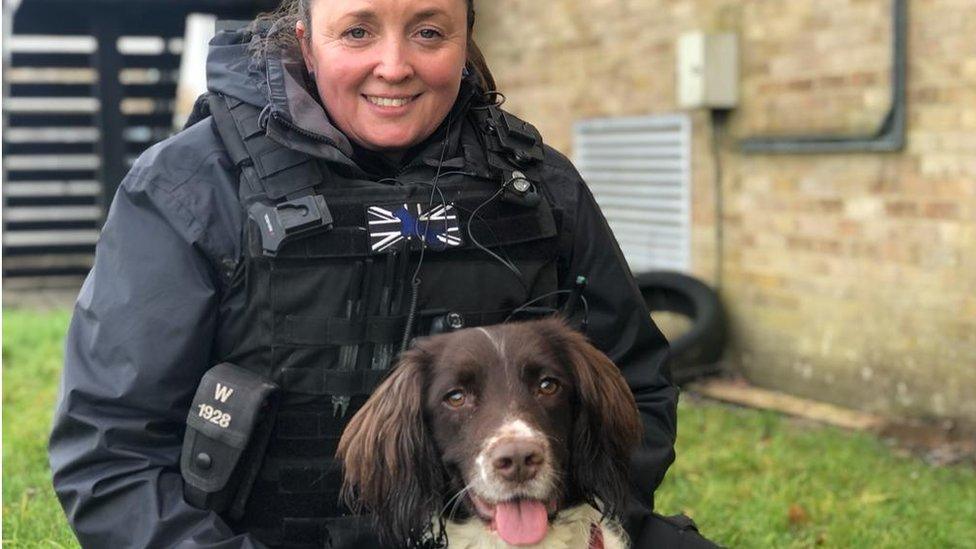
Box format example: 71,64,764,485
366,202,463,253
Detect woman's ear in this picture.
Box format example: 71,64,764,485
295,20,314,74
336,346,446,546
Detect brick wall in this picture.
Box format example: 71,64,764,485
475,0,976,423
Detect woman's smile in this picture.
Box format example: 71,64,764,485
363,93,422,111
364,93,420,106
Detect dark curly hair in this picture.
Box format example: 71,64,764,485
250,0,496,92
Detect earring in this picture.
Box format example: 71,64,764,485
462,66,471,78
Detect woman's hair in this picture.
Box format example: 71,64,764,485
250,0,496,92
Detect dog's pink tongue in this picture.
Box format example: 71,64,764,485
494,500,549,546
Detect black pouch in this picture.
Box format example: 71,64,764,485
181,362,279,518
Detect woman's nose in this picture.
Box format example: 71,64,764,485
372,38,414,83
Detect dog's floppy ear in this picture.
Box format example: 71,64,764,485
544,319,642,517
337,344,446,546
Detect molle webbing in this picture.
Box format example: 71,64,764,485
265,194,558,259
279,314,407,346
276,308,519,395
208,94,323,202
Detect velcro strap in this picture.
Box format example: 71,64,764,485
227,98,264,139
279,368,389,397
257,146,312,178
274,410,347,439
255,149,323,200
367,315,408,341
281,314,407,346
281,518,329,544
244,137,322,199
275,227,368,259
208,95,250,167
278,466,342,495
279,516,376,546
467,206,557,247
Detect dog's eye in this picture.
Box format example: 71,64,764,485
537,378,560,396
444,390,466,408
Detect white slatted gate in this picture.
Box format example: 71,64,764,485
573,114,692,273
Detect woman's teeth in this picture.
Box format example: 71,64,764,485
366,96,414,107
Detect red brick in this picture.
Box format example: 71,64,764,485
885,201,918,217
838,220,862,237
789,79,814,91
816,198,846,213
850,71,879,85
922,201,960,219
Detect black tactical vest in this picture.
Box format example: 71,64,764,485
196,93,564,547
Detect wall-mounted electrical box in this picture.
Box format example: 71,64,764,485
677,31,738,109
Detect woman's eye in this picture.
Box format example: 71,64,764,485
344,27,368,40
537,378,560,396
444,390,466,408
417,28,442,40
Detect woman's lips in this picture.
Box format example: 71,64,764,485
363,94,421,108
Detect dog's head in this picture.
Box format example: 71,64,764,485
337,318,642,547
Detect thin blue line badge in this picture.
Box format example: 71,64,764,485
366,202,463,253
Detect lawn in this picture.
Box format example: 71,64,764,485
3,308,975,547
3,308,78,548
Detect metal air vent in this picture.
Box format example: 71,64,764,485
573,114,692,272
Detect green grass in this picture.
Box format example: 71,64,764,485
3,308,975,547
3,309,79,548
654,401,976,547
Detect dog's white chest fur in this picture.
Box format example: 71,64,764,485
441,505,628,549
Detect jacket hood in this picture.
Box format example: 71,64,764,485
206,24,356,158
205,23,480,169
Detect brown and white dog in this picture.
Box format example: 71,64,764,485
337,318,642,548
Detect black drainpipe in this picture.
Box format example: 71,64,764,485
739,0,906,154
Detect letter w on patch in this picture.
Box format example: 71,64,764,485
214,383,234,403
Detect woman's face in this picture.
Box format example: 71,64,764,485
297,0,468,153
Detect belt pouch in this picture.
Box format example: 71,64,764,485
181,362,279,518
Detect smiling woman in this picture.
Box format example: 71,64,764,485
252,0,495,157
46,0,689,548
296,0,468,152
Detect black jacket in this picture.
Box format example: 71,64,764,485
49,27,678,549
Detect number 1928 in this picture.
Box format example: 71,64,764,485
198,404,232,428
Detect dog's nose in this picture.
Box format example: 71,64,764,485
491,440,545,482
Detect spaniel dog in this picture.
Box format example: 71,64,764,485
337,318,642,548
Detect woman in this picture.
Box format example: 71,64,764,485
49,0,699,547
